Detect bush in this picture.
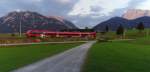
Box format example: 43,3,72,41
11,33,16,37
97,37,109,42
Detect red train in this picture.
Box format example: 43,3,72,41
26,30,96,38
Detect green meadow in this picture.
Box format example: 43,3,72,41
0,43,82,72
83,37,150,72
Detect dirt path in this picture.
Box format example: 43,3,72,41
12,41,96,72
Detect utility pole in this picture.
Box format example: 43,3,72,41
19,14,22,37
146,29,149,37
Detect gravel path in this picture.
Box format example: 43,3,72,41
12,41,96,72
0,41,89,46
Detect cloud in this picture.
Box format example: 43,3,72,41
0,0,149,28
67,0,148,28
56,0,71,4
68,0,131,17
0,0,78,16
135,0,150,10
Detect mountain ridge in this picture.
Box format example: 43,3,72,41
0,11,78,33
94,16,150,32
122,9,150,20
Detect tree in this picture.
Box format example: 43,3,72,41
11,33,16,37
136,22,144,32
85,27,89,29
85,27,89,32
116,25,124,36
105,25,109,32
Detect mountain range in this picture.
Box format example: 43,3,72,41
123,9,150,20
1,9,150,33
0,11,77,33
94,9,150,32
94,16,150,32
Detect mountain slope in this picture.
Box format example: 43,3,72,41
131,16,150,28
0,11,77,33
94,17,131,31
94,16,150,32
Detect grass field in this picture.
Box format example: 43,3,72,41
0,33,94,44
97,29,150,40
0,43,82,72
83,37,150,72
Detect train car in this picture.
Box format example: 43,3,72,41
26,30,96,39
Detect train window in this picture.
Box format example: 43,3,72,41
31,32,43,34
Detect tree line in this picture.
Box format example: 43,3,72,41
103,22,145,38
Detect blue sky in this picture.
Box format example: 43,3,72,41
0,0,150,28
